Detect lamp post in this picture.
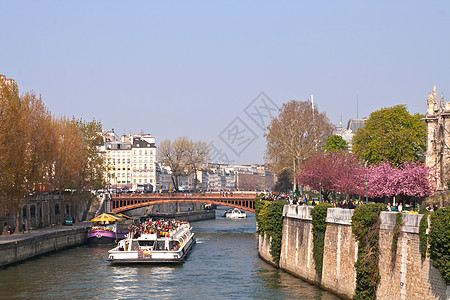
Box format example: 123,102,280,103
364,179,368,204
319,180,322,203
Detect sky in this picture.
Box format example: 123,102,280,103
1,1,449,164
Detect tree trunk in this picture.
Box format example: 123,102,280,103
15,211,20,234
193,168,198,192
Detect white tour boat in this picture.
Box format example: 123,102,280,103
224,208,247,219
106,221,195,264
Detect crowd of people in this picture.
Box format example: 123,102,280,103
128,219,187,239
261,192,444,212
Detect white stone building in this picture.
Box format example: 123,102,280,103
103,132,156,190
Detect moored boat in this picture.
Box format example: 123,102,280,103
224,208,247,219
106,219,195,264
87,213,133,244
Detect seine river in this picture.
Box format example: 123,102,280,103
0,209,341,299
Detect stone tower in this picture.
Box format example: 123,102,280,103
424,85,449,190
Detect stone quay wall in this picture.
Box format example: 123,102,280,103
259,205,448,300
258,233,275,267
148,210,216,222
0,225,89,268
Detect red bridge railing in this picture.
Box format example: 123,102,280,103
110,192,259,214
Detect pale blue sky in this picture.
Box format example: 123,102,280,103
1,1,449,164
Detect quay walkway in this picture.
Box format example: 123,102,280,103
0,222,91,268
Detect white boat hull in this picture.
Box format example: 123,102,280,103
106,222,195,264
224,208,247,219
107,237,195,264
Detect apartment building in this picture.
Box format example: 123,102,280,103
103,132,156,190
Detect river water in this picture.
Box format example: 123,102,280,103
0,209,341,299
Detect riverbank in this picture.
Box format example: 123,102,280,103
0,222,90,268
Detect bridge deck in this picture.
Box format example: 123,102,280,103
110,192,258,214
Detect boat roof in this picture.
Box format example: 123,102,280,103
90,212,127,222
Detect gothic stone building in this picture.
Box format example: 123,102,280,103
424,85,448,190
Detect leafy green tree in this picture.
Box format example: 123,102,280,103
323,135,348,152
352,105,425,167
273,169,293,193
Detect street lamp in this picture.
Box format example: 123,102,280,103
364,179,369,204
319,180,322,203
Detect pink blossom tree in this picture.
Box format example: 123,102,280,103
296,153,332,200
366,162,436,200
297,151,365,200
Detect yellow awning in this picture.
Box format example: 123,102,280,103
90,213,123,222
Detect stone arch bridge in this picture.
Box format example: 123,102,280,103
109,192,259,214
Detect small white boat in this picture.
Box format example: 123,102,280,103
224,208,247,219
106,221,195,264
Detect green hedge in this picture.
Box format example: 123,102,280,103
390,212,402,267
255,195,285,266
428,208,450,285
311,202,333,278
351,203,387,300
419,212,430,259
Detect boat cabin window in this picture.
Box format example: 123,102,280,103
138,241,154,247
131,241,140,251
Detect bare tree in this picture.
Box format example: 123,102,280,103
185,140,210,191
157,137,190,191
264,100,334,190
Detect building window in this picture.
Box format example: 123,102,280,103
55,204,60,215
23,206,27,218
144,150,147,155
122,158,125,163
133,179,136,183
127,159,130,163
139,179,142,183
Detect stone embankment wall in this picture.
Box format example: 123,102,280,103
259,205,448,300
258,234,275,266
0,225,89,268
148,210,216,222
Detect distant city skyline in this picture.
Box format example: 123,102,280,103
2,1,449,164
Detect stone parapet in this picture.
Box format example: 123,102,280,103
379,211,423,233
282,205,312,220
325,208,354,225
